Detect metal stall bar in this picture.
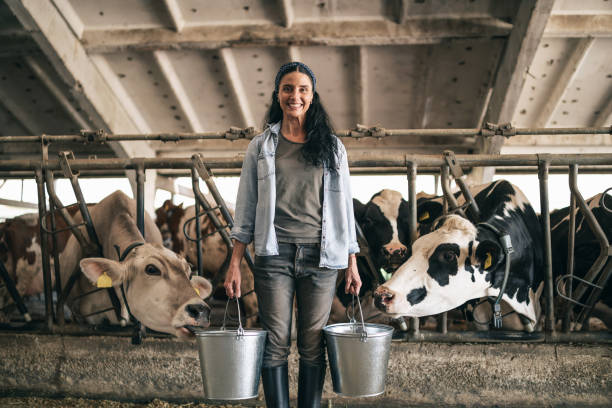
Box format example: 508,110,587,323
0,259,31,322
1,152,611,342
405,157,421,337
136,163,146,236
562,189,578,333
537,156,555,333
34,167,54,328
567,165,612,329
191,154,255,272
1,125,610,143
189,161,234,290
190,168,204,278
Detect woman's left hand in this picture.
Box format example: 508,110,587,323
344,254,362,295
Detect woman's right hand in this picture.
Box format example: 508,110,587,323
224,240,246,298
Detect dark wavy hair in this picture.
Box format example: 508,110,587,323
263,67,338,171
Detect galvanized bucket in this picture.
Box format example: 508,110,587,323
323,295,394,397
194,297,267,400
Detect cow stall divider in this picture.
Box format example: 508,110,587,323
0,125,611,344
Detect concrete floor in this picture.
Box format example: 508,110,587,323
0,333,610,407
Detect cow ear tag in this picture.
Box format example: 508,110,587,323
96,272,113,288
193,286,200,297
484,252,492,269
418,212,430,222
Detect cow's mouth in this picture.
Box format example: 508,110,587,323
177,322,210,337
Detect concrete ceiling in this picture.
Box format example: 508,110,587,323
0,0,610,167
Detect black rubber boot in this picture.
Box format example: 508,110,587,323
261,363,290,408
297,360,325,408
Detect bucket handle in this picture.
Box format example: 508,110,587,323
221,296,244,339
348,294,368,342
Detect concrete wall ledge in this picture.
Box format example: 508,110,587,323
0,334,610,407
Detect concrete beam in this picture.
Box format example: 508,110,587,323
220,48,256,128
162,0,185,33
288,46,301,63
355,46,368,126
4,0,158,213
544,14,612,38
534,38,594,127
0,87,44,136
24,56,91,131
51,0,84,39
88,55,152,135
594,91,612,127
280,0,294,29
153,51,203,132
80,18,513,53
470,0,555,184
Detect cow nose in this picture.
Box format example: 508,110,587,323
373,287,395,311
186,303,210,322
382,244,408,257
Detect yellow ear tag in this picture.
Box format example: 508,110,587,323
193,287,200,297
96,272,113,288
418,211,430,222
484,252,492,269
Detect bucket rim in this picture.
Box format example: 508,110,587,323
323,322,394,338
332,389,385,398
193,328,267,337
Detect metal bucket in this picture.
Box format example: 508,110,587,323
194,298,267,400
323,296,394,397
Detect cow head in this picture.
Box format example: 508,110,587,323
373,214,536,323
354,190,411,274
155,200,185,252
80,243,212,338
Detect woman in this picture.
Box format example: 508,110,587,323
225,62,361,408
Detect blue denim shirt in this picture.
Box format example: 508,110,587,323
230,121,359,269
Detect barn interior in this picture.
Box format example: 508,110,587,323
0,1,611,406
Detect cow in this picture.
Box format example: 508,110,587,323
0,207,84,321
59,191,212,338
155,199,258,327
373,180,545,332
330,189,441,329
550,191,612,329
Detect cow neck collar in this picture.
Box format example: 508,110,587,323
114,241,145,261
112,241,146,345
476,222,514,329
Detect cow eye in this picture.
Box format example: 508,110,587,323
145,264,161,276
443,251,457,263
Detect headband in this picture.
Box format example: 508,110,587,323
274,61,316,94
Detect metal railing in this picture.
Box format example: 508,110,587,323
0,137,611,343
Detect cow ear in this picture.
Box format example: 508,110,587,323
80,258,126,288
474,240,503,271
190,276,212,299
353,199,366,223
417,201,444,226
178,203,184,209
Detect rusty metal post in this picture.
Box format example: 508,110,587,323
136,164,146,237
563,179,577,333
406,159,420,337
35,166,54,329
190,168,204,277
538,157,554,332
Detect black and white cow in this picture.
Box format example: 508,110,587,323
373,180,545,331
550,191,612,329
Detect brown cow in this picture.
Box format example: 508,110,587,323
0,207,83,321
156,199,258,327
60,191,212,337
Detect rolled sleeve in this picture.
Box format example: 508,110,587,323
338,141,360,255
230,138,259,245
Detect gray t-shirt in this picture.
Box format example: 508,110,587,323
274,132,323,243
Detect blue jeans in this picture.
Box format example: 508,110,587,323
254,242,338,368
